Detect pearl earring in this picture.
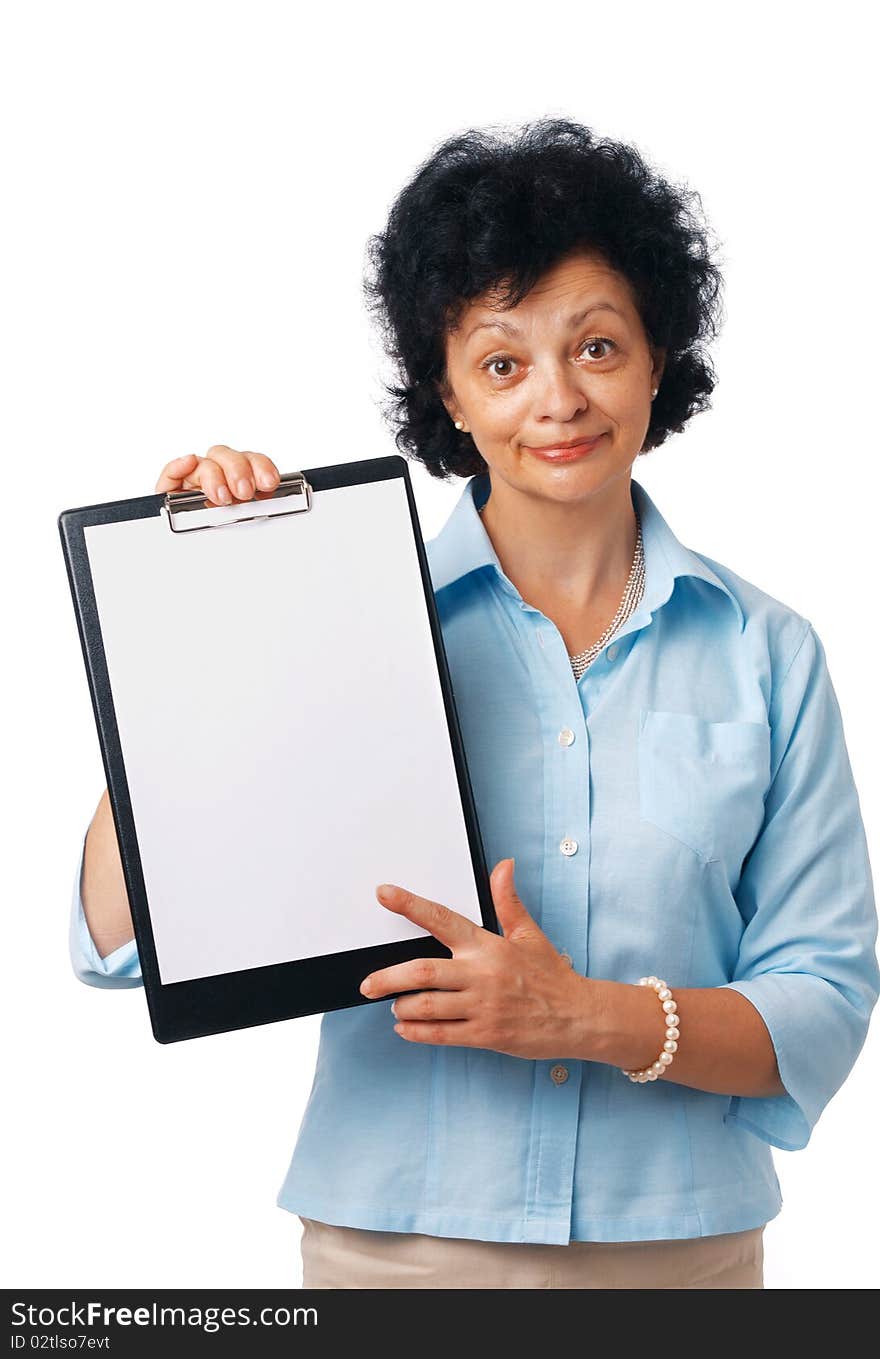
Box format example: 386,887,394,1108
651,388,658,400
454,420,465,430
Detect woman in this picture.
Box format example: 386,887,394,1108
72,118,880,1289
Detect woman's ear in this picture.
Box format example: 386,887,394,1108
651,346,667,390
436,376,460,426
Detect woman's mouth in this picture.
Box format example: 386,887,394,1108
524,434,605,463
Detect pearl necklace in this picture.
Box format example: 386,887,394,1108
568,512,644,680
478,500,645,681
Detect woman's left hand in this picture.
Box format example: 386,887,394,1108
359,859,593,1060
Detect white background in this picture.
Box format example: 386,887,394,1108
2,0,877,1291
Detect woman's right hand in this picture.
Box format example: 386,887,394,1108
155,446,282,506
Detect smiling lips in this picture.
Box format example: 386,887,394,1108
525,434,605,462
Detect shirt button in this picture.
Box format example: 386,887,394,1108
560,952,573,967
559,837,578,856
550,1064,569,1085
558,728,575,747
606,643,619,662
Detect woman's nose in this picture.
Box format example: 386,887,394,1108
531,362,589,424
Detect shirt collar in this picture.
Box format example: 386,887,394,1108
425,471,745,633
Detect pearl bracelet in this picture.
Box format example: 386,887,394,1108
621,976,679,1083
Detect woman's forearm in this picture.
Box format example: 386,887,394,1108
573,978,786,1099
81,788,136,959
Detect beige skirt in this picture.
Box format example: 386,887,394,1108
299,1216,765,1289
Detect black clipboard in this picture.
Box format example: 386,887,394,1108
59,455,496,1044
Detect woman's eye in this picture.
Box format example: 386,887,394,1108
484,356,515,378
581,337,616,360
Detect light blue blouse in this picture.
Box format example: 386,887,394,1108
70,472,880,1244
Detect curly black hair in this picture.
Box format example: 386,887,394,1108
363,117,725,481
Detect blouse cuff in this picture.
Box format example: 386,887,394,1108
719,972,870,1152
69,831,143,989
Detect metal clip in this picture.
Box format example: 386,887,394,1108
163,472,313,533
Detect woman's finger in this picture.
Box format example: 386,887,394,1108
200,445,258,502
390,988,473,1023
154,453,199,494
195,457,233,506
360,955,470,999
242,450,281,493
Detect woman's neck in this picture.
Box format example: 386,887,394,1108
477,471,639,654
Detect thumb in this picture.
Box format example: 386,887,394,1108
490,858,539,942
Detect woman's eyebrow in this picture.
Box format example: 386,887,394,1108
463,301,624,343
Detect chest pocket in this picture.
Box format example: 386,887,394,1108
637,709,771,867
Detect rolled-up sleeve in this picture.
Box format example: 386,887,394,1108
720,621,880,1151
69,829,143,989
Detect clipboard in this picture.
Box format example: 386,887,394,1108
59,455,497,1044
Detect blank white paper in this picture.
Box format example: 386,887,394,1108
83,475,482,985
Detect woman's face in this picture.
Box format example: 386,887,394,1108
439,248,665,507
